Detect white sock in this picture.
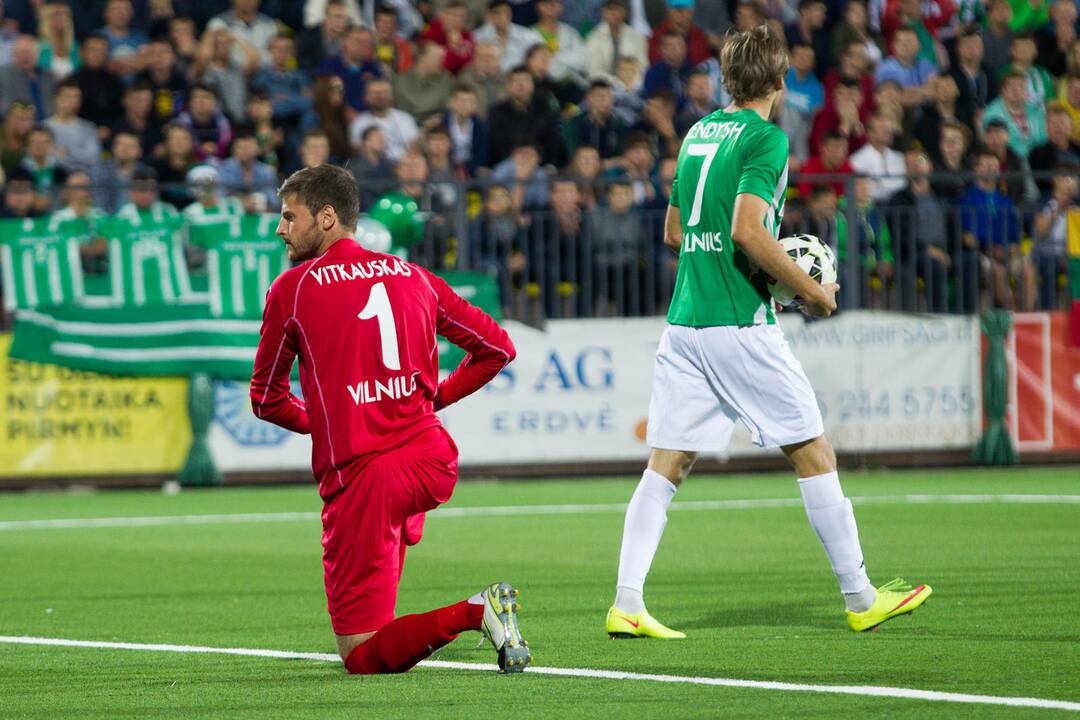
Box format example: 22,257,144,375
467,592,484,605
614,469,677,614
797,471,874,612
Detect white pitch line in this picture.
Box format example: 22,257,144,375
0,494,1078,532
0,635,1077,713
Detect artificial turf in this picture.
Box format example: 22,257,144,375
1,468,1078,719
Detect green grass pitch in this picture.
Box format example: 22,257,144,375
1,467,1078,718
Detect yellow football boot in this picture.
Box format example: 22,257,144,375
847,578,933,632
606,606,686,639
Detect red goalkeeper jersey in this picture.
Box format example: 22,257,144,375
250,238,515,500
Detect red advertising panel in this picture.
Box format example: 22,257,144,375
1010,313,1080,453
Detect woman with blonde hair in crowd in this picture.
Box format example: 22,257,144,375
38,2,79,80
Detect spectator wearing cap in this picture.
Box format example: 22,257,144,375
459,42,506,117
348,78,421,163
949,26,994,131
475,0,546,73
649,0,710,67
44,79,100,174
532,0,589,89
1028,103,1080,196
218,129,280,211
0,36,56,120
206,0,280,66
585,0,648,84
785,0,833,73
874,26,937,108
983,71,1047,160
192,27,259,124
488,65,567,167
151,123,199,209
371,3,413,75
93,129,150,211
182,164,245,225
998,33,1056,106
675,69,719,136
394,42,455,126
564,79,626,160
643,31,690,102
251,34,313,124
71,36,123,134
176,84,234,162
298,0,353,75
319,26,383,115
981,118,1033,204
421,0,476,74
850,112,908,201
116,167,181,224
439,84,490,176
781,43,825,164
97,0,149,79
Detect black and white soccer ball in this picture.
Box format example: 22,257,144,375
767,233,838,306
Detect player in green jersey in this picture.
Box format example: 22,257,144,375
605,26,931,640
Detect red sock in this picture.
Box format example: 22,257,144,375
344,600,484,674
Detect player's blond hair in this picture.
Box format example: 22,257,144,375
720,25,789,106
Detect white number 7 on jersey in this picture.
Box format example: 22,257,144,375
358,281,401,370
686,143,719,227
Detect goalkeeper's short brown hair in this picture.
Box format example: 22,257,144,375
720,25,789,106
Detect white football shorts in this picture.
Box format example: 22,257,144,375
645,323,824,452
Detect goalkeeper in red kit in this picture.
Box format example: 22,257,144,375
250,164,530,674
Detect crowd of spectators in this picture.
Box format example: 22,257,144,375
0,0,1076,320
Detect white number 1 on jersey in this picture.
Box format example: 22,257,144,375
358,281,401,370
686,142,719,227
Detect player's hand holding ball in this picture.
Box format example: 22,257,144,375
767,233,839,317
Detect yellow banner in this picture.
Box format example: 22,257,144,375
0,334,191,477
1068,209,1080,257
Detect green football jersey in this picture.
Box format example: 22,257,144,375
0,216,87,310
666,108,789,327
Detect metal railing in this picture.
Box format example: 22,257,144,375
1,169,1073,331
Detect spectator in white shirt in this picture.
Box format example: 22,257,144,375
585,0,648,83
44,79,101,172
532,0,588,88
207,0,279,65
475,0,545,72
348,78,420,162
849,112,908,201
